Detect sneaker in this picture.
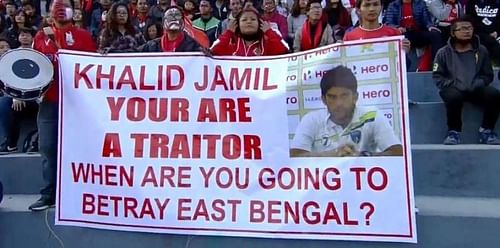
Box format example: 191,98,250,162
479,129,500,145
26,144,39,154
28,197,55,211
0,145,17,155
443,131,461,145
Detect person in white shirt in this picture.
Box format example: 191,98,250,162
290,66,403,157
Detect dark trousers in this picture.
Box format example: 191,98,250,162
37,100,58,200
405,29,444,61
439,86,500,132
0,97,38,147
477,33,500,63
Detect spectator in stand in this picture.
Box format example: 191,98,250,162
149,0,170,22
261,0,288,38
17,26,33,47
211,7,289,55
287,0,307,43
428,0,464,44
244,0,254,8
324,0,352,40
212,0,229,21
22,1,42,29
99,2,144,53
143,21,162,41
193,0,220,45
384,0,443,60
73,8,85,28
221,0,242,32
0,14,6,34
133,0,150,34
0,36,13,154
29,0,96,211
466,0,500,64
433,16,500,145
344,0,410,50
4,1,17,30
345,0,398,39
142,6,204,52
184,0,200,20
3,9,30,47
90,0,112,39
77,0,92,27
276,0,289,17
293,0,334,52
128,0,138,18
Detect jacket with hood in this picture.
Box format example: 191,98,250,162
432,36,493,91
466,0,500,34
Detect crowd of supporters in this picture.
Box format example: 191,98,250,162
1,0,499,59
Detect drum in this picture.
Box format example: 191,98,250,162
0,48,54,100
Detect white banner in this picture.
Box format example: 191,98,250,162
56,37,416,243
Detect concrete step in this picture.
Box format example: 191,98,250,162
406,71,500,102
409,102,500,144
2,195,500,248
0,154,43,194
412,145,500,198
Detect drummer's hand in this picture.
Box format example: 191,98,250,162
12,99,26,111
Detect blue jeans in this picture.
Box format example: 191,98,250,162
37,100,58,200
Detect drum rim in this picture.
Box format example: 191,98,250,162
0,48,54,89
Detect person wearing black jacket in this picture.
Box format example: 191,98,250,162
466,0,500,63
142,6,203,52
432,16,500,145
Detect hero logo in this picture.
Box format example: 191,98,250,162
351,64,389,74
475,5,498,18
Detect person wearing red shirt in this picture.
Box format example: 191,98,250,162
29,0,96,211
211,7,289,56
344,0,410,52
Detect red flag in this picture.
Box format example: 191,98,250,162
183,16,210,48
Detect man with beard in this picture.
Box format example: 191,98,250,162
29,0,95,211
290,66,403,157
142,6,203,52
433,16,500,145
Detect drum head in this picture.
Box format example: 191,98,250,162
0,48,54,91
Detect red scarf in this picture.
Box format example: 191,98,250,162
301,20,323,51
161,32,185,52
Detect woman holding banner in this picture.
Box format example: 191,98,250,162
210,7,289,56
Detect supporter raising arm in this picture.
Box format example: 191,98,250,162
211,7,289,56
29,0,96,212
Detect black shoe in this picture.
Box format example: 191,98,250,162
26,144,39,154
0,145,17,155
29,197,55,211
